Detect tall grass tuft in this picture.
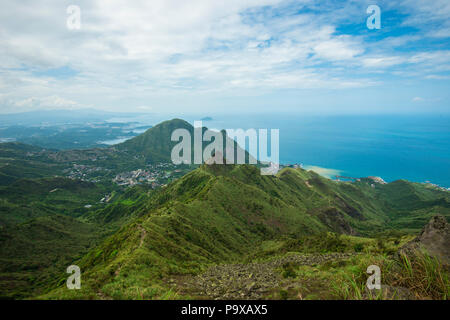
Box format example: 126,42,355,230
331,251,449,300
392,252,449,300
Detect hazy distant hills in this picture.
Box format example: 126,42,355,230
0,118,449,299
0,119,189,186
0,109,153,150
0,109,143,126
0,118,251,186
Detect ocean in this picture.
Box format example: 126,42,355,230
184,113,450,188
111,113,450,188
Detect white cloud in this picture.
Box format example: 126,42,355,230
313,36,364,61
425,74,450,80
397,0,450,36
14,95,80,109
361,56,406,68
137,105,152,111
0,0,449,113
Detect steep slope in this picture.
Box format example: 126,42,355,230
373,180,450,231
0,118,253,299
117,118,253,164
0,119,251,186
2,120,448,300
0,214,100,299
0,177,110,226
40,164,450,299
0,176,118,299
117,119,192,163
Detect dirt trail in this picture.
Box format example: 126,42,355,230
96,225,148,299
138,224,147,248
168,252,357,299
113,224,147,278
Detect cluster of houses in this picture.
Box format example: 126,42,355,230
113,169,159,186
64,164,109,182
112,163,183,187
280,163,303,169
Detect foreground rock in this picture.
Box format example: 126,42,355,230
399,214,449,265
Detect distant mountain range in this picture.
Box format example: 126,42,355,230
0,118,251,186
0,109,144,126
0,118,448,299
0,109,155,150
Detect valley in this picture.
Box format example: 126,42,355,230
0,119,448,300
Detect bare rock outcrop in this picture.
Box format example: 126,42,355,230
399,215,449,265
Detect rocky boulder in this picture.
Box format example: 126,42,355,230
399,215,449,265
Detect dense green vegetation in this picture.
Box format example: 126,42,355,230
0,119,448,300
0,175,120,298
38,164,449,300
0,119,247,186
0,214,100,299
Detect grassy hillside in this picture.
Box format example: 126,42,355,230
0,119,245,186
117,119,192,163
0,214,101,299
0,143,65,186
39,164,449,299
118,118,253,165
0,176,124,298
1,119,448,300
0,177,111,226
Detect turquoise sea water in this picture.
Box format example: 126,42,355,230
181,114,450,188
110,113,450,188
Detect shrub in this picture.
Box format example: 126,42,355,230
353,243,364,252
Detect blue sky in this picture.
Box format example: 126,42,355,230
0,0,449,114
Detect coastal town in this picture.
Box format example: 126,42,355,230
63,164,111,183
113,163,185,187
63,162,188,188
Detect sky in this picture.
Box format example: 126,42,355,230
0,0,449,115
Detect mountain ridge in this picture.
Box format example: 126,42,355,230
39,163,450,299
0,118,449,299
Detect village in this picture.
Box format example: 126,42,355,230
112,163,185,188
63,162,188,188
63,164,110,183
